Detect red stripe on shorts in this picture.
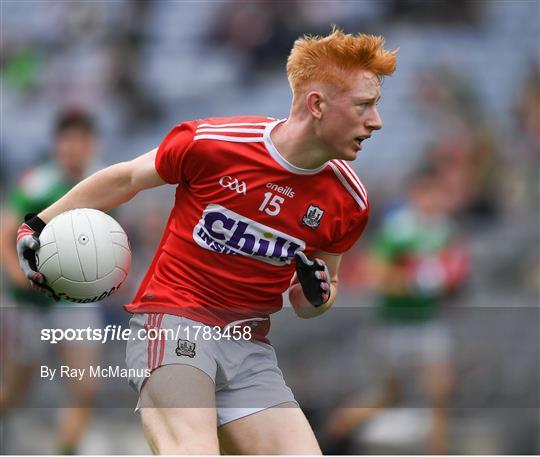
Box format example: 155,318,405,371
146,314,155,369
152,314,164,369
158,315,166,367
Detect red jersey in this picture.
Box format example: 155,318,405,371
125,116,370,341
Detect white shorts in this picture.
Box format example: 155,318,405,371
125,313,297,426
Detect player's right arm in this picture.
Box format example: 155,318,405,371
18,120,196,293
38,148,164,223
15,148,165,293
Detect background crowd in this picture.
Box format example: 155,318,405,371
1,0,538,454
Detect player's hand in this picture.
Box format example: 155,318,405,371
294,251,331,307
16,214,59,300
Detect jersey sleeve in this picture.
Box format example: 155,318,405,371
322,206,370,254
155,121,198,184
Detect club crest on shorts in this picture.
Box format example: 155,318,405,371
176,339,196,358
302,205,324,229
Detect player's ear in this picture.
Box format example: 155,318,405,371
306,91,324,120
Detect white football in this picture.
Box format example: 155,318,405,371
37,208,131,303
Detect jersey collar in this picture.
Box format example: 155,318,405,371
263,119,328,175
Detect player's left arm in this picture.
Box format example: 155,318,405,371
289,251,342,319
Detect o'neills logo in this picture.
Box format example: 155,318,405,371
266,182,295,198
193,204,305,266
57,283,124,303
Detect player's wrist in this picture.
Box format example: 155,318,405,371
290,284,333,318
23,213,46,235
294,252,331,307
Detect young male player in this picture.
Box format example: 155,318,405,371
1,110,102,454
16,29,397,454
326,169,469,454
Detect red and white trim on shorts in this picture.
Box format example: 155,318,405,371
146,313,165,370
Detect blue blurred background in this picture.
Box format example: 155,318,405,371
1,0,538,454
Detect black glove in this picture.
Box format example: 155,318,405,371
294,251,331,307
16,214,59,300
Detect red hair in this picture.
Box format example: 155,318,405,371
287,27,398,93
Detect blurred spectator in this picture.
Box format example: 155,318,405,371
2,44,42,94
508,63,540,212
208,0,306,81
514,64,540,160
326,168,469,454
509,63,540,291
0,1,538,453
384,0,483,24
0,109,103,455
107,0,162,129
415,67,504,222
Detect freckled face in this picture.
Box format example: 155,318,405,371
318,70,383,161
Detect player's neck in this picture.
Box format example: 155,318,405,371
271,118,329,170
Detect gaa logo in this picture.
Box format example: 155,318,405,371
219,175,247,195
193,204,305,266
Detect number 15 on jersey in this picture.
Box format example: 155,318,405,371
259,192,284,216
